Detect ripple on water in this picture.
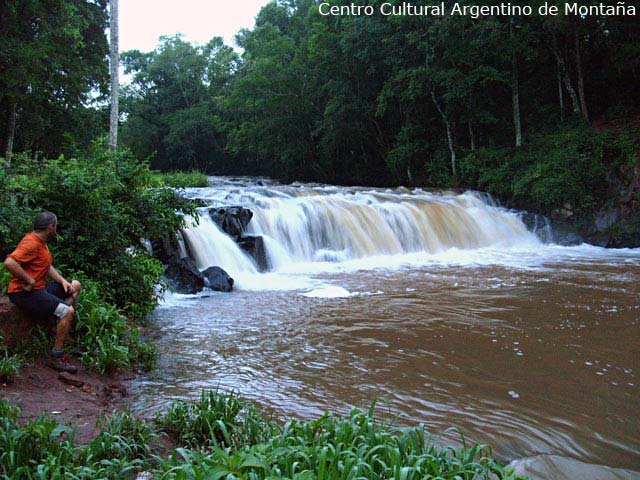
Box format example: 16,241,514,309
129,252,640,472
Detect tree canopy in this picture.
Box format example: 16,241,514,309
0,0,109,159
1,0,638,216
117,1,638,187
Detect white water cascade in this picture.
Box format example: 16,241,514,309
181,215,258,273
178,180,542,286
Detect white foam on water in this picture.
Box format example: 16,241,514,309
229,271,323,292
156,290,201,308
265,243,640,277
301,286,353,298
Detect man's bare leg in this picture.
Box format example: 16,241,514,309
53,306,74,351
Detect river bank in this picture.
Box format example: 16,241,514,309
1,356,129,444
0,295,132,445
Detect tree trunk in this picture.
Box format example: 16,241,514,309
574,27,590,124
510,19,522,148
109,0,119,151
4,99,17,164
468,121,476,150
431,88,456,179
552,47,582,117
558,66,565,122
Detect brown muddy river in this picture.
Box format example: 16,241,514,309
127,179,640,478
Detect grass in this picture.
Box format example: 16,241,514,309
150,170,210,188
155,388,273,449
0,349,24,384
0,390,528,479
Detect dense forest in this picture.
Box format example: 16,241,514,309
1,0,640,243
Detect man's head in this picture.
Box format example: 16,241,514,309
33,212,58,240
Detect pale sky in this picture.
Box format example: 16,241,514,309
119,0,272,52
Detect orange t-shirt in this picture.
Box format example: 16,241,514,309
6,232,52,294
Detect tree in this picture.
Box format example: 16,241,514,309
109,0,119,150
0,0,109,159
378,9,506,184
121,35,239,172
510,18,523,147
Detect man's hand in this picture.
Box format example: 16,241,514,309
23,278,36,292
61,280,73,296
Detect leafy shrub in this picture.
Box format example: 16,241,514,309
459,127,638,218
0,146,198,321
0,265,10,296
74,277,157,374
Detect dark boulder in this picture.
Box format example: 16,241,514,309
519,212,554,243
209,207,253,239
164,257,205,294
202,266,234,292
151,233,204,294
237,235,270,272
151,234,183,265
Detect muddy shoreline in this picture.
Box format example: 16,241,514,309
1,356,131,444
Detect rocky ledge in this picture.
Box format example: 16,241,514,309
0,296,46,348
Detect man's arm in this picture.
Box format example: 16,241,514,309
4,257,36,292
48,266,72,294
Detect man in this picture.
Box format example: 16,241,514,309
4,212,82,374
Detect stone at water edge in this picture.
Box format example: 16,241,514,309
237,235,270,272
201,266,234,292
164,257,205,294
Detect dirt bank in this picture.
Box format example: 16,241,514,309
1,356,130,444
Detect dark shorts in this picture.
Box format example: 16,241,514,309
8,282,71,322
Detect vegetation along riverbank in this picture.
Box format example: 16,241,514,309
1,387,525,479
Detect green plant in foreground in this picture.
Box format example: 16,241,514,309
73,276,157,374
0,350,25,384
155,394,525,480
83,410,158,462
0,399,76,477
155,388,271,449
0,392,526,479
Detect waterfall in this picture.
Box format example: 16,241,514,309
179,183,541,277
181,216,258,274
